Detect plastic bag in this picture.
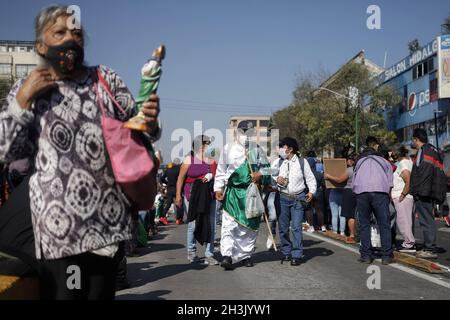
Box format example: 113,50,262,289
370,224,381,248
245,183,265,219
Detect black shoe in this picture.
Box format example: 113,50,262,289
290,258,302,266
221,256,233,270
358,256,374,264
382,256,394,265
280,256,291,264
242,258,254,267
115,279,131,291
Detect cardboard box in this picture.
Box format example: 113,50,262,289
324,159,347,189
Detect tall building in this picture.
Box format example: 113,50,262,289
381,35,450,148
0,40,39,81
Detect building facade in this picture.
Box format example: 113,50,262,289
382,35,450,148
228,115,273,156
0,40,39,81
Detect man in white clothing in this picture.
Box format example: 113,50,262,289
276,137,316,266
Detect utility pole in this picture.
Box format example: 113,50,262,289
434,109,443,150
349,87,360,152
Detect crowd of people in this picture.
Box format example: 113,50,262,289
0,4,450,301
138,127,450,273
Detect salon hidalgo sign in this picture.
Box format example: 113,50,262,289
380,39,438,83
438,35,450,99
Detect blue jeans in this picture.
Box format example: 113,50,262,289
329,189,345,233
184,197,216,257
216,200,222,225
356,192,393,258
279,193,306,259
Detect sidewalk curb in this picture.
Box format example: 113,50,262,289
317,230,446,274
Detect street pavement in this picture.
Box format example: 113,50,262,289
116,219,450,300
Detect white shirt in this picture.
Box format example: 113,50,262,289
214,142,247,192
278,154,317,195
214,141,271,192
270,157,284,187
391,158,413,199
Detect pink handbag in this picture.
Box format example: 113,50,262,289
94,69,158,210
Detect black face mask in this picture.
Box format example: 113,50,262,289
44,40,84,74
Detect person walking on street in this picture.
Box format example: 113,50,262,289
160,160,184,225
277,137,317,266
176,135,219,265
214,121,271,270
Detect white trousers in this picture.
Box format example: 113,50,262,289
220,210,258,263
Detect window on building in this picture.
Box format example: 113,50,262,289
417,63,424,78
259,120,269,128
0,63,12,75
412,58,436,81
15,64,36,78
423,60,429,75
412,66,418,80
18,47,26,52
428,58,434,72
430,77,438,102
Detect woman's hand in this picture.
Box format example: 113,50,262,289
16,68,58,110
175,195,183,208
142,94,160,133
215,191,224,201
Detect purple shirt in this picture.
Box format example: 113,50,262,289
183,156,210,201
352,155,393,195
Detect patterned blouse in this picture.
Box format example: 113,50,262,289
0,65,158,260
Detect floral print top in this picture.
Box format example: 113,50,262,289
0,65,157,260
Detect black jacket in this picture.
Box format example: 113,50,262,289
187,179,212,245
160,165,181,190
410,143,447,204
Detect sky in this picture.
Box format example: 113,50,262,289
0,0,449,162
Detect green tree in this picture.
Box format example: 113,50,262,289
442,13,450,34
273,63,400,156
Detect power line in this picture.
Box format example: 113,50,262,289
161,105,273,113
161,97,281,110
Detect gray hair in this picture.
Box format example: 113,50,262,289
35,4,83,43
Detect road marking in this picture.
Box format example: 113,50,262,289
304,232,450,290
438,228,450,234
